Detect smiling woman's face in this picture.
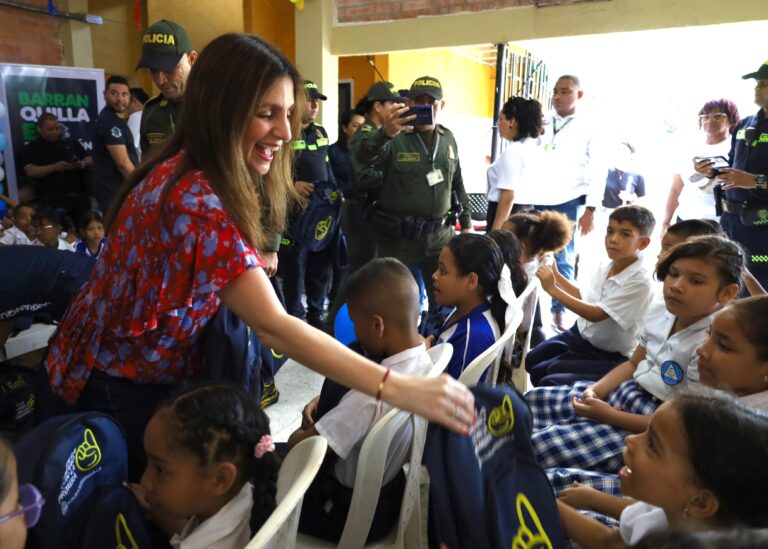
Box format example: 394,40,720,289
242,76,294,175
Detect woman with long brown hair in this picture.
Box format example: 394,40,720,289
44,34,474,477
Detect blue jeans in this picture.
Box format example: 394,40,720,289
532,196,584,313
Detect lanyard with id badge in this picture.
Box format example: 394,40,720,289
545,116,573,151
417,132,444,186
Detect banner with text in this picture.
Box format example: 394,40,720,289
0,64,105,200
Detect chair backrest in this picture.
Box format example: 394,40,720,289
459,305,523,387
336,343,451,548
514,278,541,392
247,436,328,549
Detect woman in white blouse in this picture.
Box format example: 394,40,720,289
486,96,546,232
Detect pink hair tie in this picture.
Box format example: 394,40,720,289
254,434,275,458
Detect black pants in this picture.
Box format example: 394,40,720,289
298,460,405,543
76,370,177,482
278,241,333,324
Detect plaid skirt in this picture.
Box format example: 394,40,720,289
528,380,660,472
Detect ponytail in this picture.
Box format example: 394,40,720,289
162,382,280,533
488,229,528,296
503,209,572,257
447,234,508,332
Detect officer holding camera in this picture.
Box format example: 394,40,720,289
709,62,768,289
355,76,471,325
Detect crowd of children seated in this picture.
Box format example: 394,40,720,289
4,196,768,548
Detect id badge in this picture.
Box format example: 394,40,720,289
426,169,444,186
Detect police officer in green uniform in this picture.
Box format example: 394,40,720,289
135,20,197,156
345,81,405,274
356,76,471,326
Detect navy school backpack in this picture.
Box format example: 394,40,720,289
289,180,343,252
423,385,565,549
14,412,151,549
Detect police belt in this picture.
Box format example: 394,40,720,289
721,198,768,215
369,206,447,240
720,198,768,227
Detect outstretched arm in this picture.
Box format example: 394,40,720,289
218,267,475,434
556,501,623,549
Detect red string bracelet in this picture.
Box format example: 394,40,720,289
376,368,391,402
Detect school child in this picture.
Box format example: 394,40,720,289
526,235,743,474
31,208,75,251
74,211,106,258
132,383,279,549
659,218,722,258
289,258,431,543
431,233,520,379
502,209,572,347
556,390,768,547
0,204,38,246
547,295,768,498
526,205,656,387
0,435,44,549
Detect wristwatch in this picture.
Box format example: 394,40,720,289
755,174,767,190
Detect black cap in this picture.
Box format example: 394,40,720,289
409,76,443,100
304,81,327,101
136,20,194,72
742,60,768,80
365,81,404,102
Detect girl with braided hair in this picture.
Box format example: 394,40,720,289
131,382,278,548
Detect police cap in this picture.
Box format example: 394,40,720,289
136,20,194,72
304,81,328,101
366,81,404,102
743,60,768,80
409,76,443,100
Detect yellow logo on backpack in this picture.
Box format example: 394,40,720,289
115,512,139,549
315,216,332,241
75,428,102,472
487,394,515,437
511,493,553,549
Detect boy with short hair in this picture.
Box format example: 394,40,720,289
0,203,38,246
288,257,430,543
527,205,656,386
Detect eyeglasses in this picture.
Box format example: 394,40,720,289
0,484,45,527
699,113,728,122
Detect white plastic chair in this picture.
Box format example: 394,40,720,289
511,277,541,393
295,343,452,549
458,303,523,386
247,436,328,549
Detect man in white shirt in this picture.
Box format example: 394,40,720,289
525,75,604,331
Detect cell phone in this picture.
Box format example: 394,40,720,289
401,104,433,126
699,156,730,176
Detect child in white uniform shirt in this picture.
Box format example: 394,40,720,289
289,258,431,543
130,383,279,549
0,204,38,246
556,391,768,547
525,235,742,474
32,209,74,251
527,206,655,387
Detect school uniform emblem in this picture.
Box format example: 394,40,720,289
660,360,684,386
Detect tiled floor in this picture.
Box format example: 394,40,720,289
265,358,324,442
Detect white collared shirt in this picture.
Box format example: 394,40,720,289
529,112,604,207
0,226,40,246
486,136,546,205
619,501,668,545
56,238,76,252
633,301,714,401
576,257,654,356
170,482,253,549
315,344,432,487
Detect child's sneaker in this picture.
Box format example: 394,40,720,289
260,381,280,409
